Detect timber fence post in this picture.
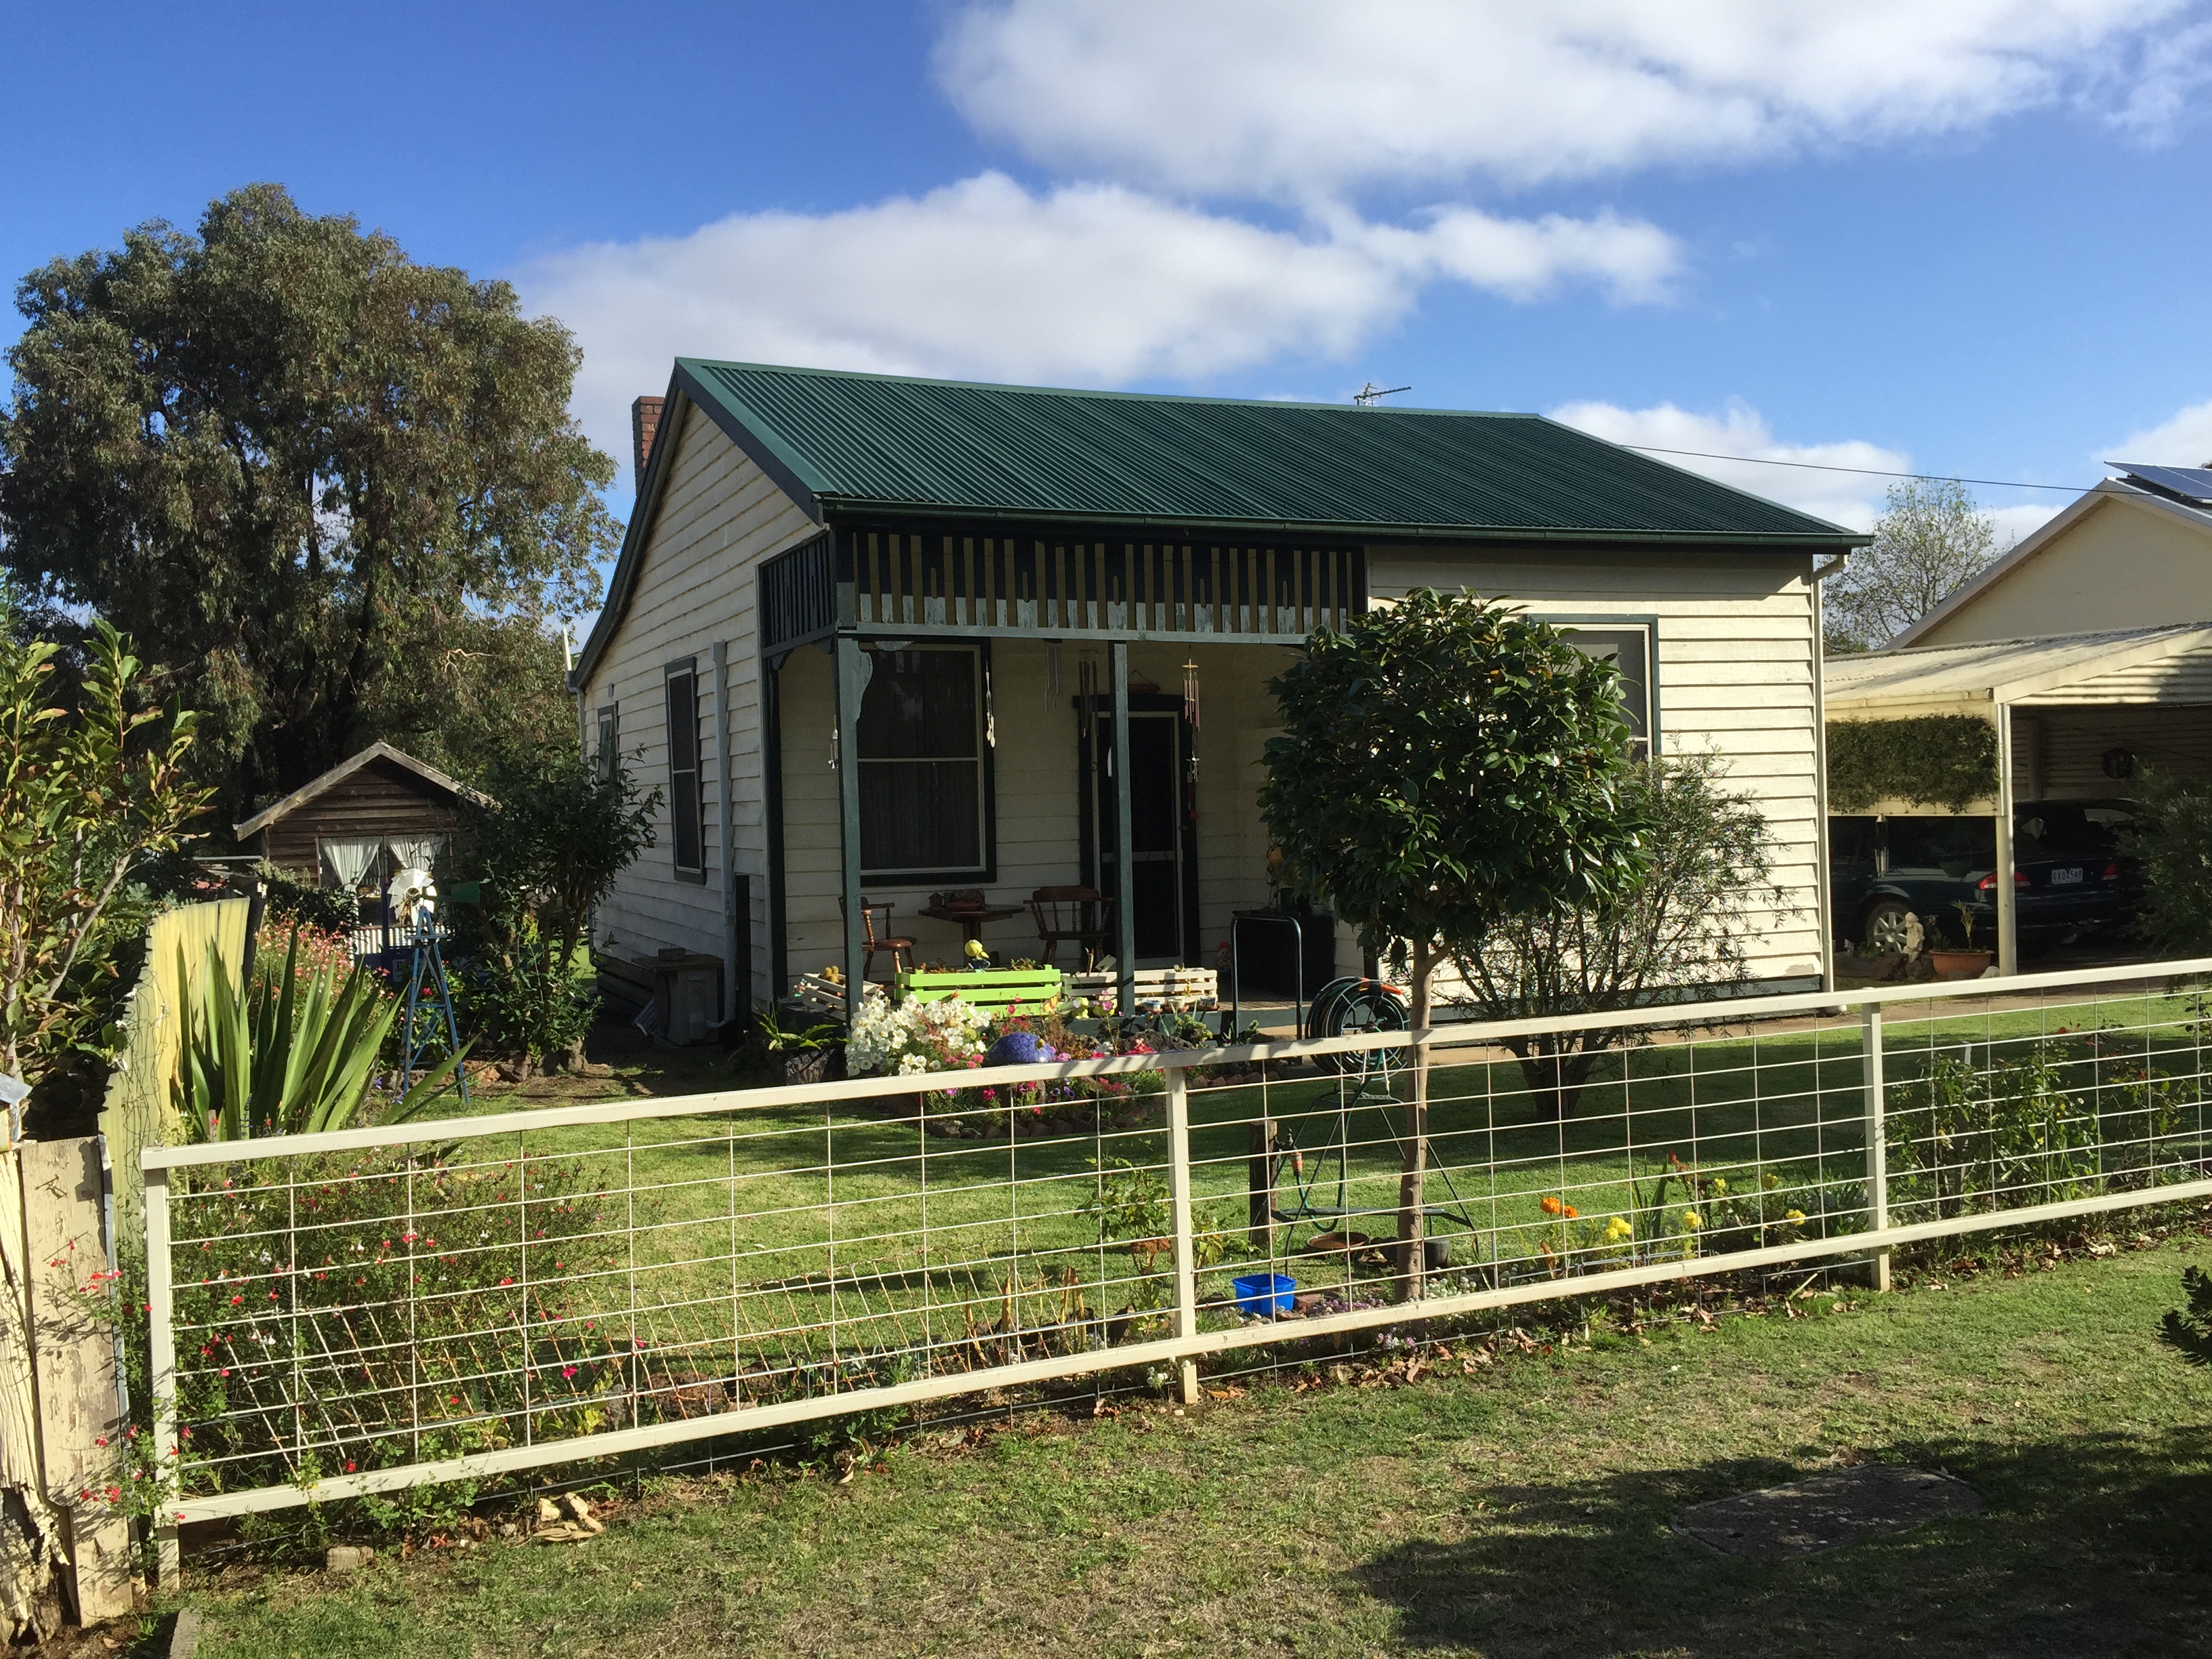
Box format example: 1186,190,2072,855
142,1165,179,1584
1862,1003,1891,1292
1166,1067,1200,1406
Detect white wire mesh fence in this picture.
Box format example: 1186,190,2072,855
141,958,2212,1567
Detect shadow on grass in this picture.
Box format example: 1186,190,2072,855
1353,1427,2212,1658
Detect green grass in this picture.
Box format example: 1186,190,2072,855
163,1233,2212,1658
159,989,2212,1510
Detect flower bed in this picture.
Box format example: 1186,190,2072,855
845,988,1169,1138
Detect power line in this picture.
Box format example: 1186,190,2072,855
1617,443,2091,493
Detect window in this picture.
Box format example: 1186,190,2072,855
665,664,703,876
1561,626,1654,760
858,647,986,878
595,704,619,781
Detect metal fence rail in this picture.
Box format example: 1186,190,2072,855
142,957,2212,1572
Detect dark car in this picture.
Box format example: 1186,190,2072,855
1830,798,2138,955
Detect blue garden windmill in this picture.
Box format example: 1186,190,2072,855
388,862,470,1108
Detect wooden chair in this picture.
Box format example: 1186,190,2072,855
859,898,915,981
1029,886,1114,969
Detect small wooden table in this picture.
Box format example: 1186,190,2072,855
919,903,1023,945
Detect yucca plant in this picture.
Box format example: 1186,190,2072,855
174,929,466,1141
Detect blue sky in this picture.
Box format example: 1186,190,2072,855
8,1,2212,562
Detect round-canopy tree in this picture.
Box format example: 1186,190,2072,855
1259,588,1648,1294
0,184,619,821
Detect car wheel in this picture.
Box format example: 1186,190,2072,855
1862,899,1915,955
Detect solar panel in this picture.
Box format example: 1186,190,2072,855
2106,460,2212,503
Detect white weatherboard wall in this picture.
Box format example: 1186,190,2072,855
579,404,819,1003
1368,546,1828,988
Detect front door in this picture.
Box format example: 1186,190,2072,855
1086,706,1200,964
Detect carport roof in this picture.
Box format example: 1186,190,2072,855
1826,622,2212,710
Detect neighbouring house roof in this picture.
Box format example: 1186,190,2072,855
670,359,1865,545
232,741,491,842
1825,621,2212,711
1892,477,2212,648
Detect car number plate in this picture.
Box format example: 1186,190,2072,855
2050,867,2084,885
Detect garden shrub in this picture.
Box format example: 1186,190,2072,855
1825,714,1999,813
1885,1031,2194,1223
143,1151,628,1505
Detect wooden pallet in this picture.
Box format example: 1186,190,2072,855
1066,966,1221,1012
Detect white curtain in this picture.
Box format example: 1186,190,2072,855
319,837,383,892
388,834,446,877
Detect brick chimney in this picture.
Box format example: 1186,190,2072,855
631,395,664,488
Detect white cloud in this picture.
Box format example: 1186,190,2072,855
2107,395,2212,465
939,0,2200,199
1547,399,1910,529
1988,501,2066,546
524,172,1677,468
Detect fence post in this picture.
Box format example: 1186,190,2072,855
1166,1068,1200,1406
143,1165,180,1584
1861,1003,1891,1292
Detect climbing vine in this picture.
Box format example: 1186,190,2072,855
1826,715,1999,813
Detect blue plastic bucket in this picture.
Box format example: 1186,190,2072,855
1232,1271,1296,1316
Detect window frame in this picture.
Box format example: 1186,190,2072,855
665,659,705,883
855,641,996,885
1549,616,1660,762
594,703,619,783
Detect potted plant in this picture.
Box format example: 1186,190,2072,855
758,1009,843,1084
1927,902,1995,979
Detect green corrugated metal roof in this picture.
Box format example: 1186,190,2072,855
675,358,1861,544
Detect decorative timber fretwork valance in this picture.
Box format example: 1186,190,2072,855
836,526,1366,642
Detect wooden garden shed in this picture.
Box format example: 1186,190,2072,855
232,741,487,893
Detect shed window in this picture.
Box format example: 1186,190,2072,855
595,704,618,781
859,647,985,878
1561,627,1654,761
665,665,703,875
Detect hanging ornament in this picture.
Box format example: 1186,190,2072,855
1182,657,1201,730
1078,657,1095,737
984,657,997,747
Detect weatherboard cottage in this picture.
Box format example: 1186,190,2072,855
569,362,1860,1021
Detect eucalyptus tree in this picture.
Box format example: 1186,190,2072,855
0,183,618,819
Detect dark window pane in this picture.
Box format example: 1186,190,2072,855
861,760,981,872
859,651,977,760
1885,817,1994,870
671,769,702,869
665,670,701,870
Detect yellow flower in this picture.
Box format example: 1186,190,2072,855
1605,1216,1634,1242
1681,1210,1703,1229
1784,1208,1807,1224
1711,1177,1728,1195
1761,1172,1780,1191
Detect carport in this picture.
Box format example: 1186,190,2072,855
1823,621,2212,975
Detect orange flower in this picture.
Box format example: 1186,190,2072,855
1563,1204,1579,1218
1540,1195,1562,1216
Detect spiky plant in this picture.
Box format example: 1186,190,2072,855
173,929,464,1141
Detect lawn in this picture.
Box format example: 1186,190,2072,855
152,1228,2212,1658
160,987,2212,1506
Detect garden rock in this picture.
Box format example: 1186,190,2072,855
324,1545,374,1572
1673,1465,1981,1558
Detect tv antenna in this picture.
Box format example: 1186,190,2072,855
1353,382,1411,407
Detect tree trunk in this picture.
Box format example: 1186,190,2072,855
1395,939,1434,1303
